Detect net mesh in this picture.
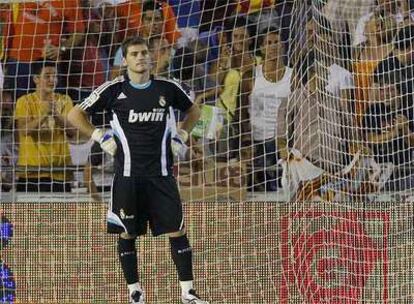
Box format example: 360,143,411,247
0,0,412,303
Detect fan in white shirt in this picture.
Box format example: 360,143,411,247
246,27,292,191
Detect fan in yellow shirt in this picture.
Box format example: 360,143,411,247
14,61,76,192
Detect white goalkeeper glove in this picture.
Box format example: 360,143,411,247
171,129,189,159
91,128,117,156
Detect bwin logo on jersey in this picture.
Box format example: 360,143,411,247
128,109,164,123
159,96,166,107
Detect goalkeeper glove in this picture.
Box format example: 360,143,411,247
91,128,117,156
171,129,189,158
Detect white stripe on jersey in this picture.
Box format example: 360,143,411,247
111,114,132,177
179,216,184,231
108,176,128,233
78,76,125,111
154,76,194,103
161,107,176,176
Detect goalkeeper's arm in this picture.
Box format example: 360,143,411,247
172,103,201,157
67,106,96,138
179,103,201,135
67,106,117,156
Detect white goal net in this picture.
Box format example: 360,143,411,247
0,0,412,303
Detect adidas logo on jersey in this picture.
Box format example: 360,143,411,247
128,109,165,123
117,92,127,99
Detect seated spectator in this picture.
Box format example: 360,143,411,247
362,61,414,191
247,27,292,191
4,1,85,99
14,61,76,192
139,0,181,46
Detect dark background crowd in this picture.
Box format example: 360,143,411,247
1,0,414,197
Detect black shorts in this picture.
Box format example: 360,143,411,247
107,174,184,236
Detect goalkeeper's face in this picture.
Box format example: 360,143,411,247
124,44,151,74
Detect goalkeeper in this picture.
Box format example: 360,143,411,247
68,36,208,304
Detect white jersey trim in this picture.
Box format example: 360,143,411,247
111,113,132,177
107,176,128,233
78,76,125,111
161,107,175,176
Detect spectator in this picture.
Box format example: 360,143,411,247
111,0,181,77
66,2,112,103
247,27,292,191
90,0,142,50
139,0,181,46
353,10,398,123
14,61,76,192
277,51,351,174
5,1,85,99
213,17,255,161
149,35,172,77
363,64,414,191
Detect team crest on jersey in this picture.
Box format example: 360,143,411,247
119,208,134,220
159,96,166,107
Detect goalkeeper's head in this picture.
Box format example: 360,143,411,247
121,36,151,75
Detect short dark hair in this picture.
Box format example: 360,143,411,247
31,60,57,76
394,25,414,51
257,27,280,47
373,57,400,85
121,36,149,57
148,35,163,50
142,0,162,13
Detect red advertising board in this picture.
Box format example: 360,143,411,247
279,210,390,303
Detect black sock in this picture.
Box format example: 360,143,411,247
169,235,194,281
118,237,139,284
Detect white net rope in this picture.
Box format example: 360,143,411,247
0,1,412,303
